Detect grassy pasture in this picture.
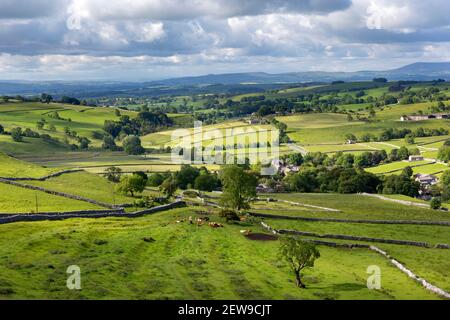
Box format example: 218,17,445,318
26,171,135,205
0,152,59,178
0,182,102,213
0,208,439,299
262,193,450,222
365,160,432,174
266,219,450,247
251,193,450,293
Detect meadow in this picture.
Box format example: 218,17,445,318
0,182,102,213
0,207,441,299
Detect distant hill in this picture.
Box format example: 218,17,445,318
0,62,449,97
389,62,450,74
153,62,450,86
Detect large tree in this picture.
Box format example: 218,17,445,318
116,174,146,197
160,175,177,198
175,165,200,190
103,166,122,183
123,136,145,155
279,237,320,288
219,165,257,210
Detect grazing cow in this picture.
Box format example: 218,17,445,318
209,222,223,228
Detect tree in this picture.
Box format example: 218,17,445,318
176,165,200,189
219,165,257,210
148,173,167,187
437,146,450,163
286,153,304,166
78,137,91,150
279,237,320,288
194,173,219,192
40,93,53,104
373,78,388,83
133,171,148,184
123,136,145,155
11,127,23,142
160,175,177,198
397,146,410,160
430,197,442,210
347,113,353,122
344,133,357,143
116,174,146,197
36,120,45,130
102,135,118,151
405,135,415,145
103,120,122,138
286,169,319,192
382,167,420,197
103,166,122,183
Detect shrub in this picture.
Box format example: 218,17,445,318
123,136,145,155
11,127,23,142
430,197,442,210
219,209,240,222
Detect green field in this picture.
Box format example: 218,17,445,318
26,171,136,205
0,152,59,178
260,193,450,221
0,208,441,299
0,182,102,213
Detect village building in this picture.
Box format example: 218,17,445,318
400,114,450,121
408,155,424,162
415,173,438,187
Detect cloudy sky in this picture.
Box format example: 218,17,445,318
0,0,449,81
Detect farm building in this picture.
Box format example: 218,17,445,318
408,155,424,162
415,174,438,186
247,118,265,125
400,114,450,121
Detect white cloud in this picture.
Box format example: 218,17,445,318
0,0,449,80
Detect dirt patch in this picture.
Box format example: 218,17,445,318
245,233,278,241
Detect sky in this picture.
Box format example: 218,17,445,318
0,0,450,81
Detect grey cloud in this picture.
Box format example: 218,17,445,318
83,0,352,21
0,0,68,19
0,0,450,80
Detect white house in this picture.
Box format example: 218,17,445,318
415,174,438,186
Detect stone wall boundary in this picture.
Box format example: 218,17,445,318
250,212,450,226
0,201,186,225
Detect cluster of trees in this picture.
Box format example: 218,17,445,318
381,167,420,197
106,164,258,211
398,86,448,105
301,148,415,170
150,165,221,192
348,127,448,143
283,162,419,197
104,111,173,138
4,126,58,143
4,93,95,106
285,167,381,194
